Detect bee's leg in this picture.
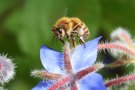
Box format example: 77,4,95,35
60,38,65,44
67,34,70,40
79,36,86,48
66,33,71,43
71,34,76,48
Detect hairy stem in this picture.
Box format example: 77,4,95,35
121,32,133,48
76,63,104,80
71,84,78,90
48,63,103,90
105,59,135,68
31,70,63,80
48,76,71,90
64,42,72,73
98,43,135,57
105,74,135,87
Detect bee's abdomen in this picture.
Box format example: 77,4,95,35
83,26,90,38
79,23,90,38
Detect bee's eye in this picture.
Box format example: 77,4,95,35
57,29,62,34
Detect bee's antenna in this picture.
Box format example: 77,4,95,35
64,8,68,17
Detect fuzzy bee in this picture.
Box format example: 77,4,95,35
52,17,90,47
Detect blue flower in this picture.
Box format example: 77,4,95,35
32,37,106,90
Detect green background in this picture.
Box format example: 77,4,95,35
0,0,135,90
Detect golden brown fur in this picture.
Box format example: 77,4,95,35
52,17,90,47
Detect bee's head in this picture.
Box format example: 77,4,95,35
52,26,65,39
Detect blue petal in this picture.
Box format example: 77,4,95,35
71,37,101,72
77,73,106,90
32,80,53,90
40,46,64,74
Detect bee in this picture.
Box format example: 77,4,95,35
52,17,90,47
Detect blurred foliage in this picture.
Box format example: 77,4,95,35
1,0,135,90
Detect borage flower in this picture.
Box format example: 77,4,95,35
32,37,106,90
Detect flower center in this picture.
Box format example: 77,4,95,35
68,73,76,86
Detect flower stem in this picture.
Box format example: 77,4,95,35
76,63,104,80
71,84,78,90
48,76,71,90
105,59,135,68
121,32,133,48
31,70,63,80
64,42,72,73
105,74,135,87
98,43,135,57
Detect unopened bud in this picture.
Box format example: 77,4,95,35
0,54,15,84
